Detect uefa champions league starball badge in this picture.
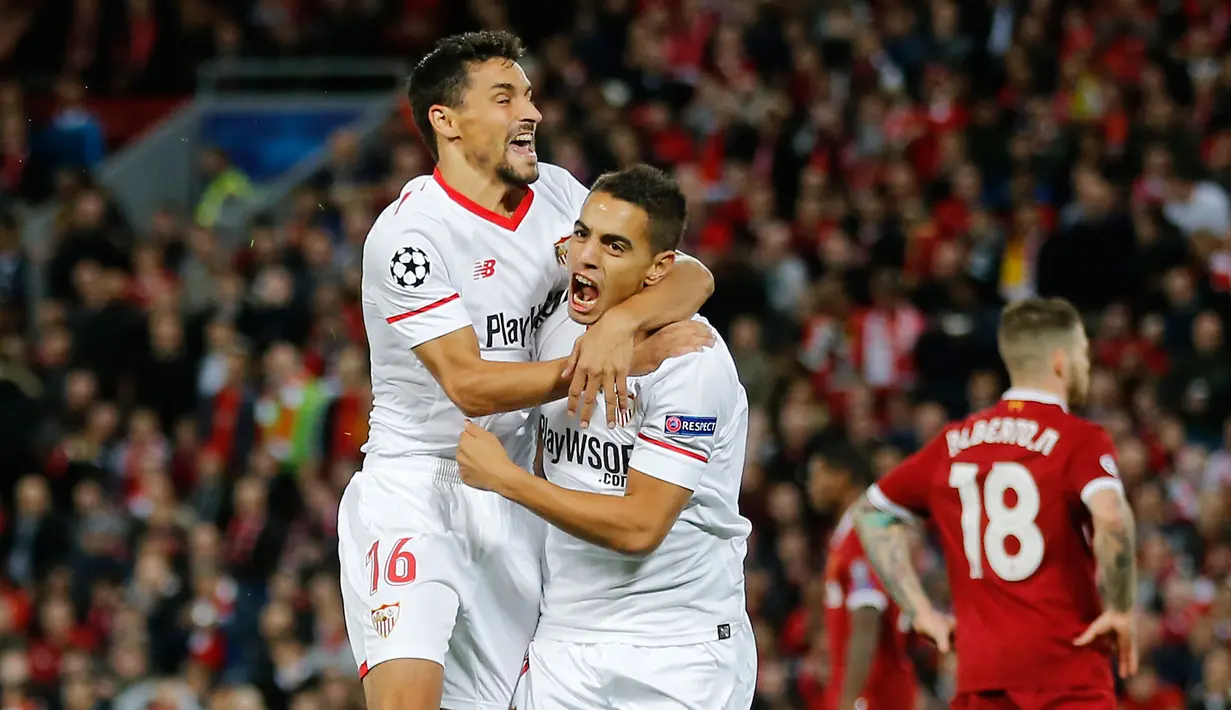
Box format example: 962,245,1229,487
391,246,431,289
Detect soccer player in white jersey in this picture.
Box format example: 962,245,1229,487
456,165,757,709
340,33,717,710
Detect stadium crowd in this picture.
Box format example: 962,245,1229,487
3,0,1231,709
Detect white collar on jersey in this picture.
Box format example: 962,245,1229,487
1001,387,1069,413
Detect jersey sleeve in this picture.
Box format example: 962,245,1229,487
845,556,889,612
628,352,725,491
1068,426,1125,505
867,433,947,521
368,226,471,349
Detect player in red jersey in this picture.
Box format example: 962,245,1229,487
852,297,1139,710
809,443,916,710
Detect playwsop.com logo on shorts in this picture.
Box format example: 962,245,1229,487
663,415,717,437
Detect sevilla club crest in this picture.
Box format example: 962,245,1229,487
371,602,401,639
554,236,569,266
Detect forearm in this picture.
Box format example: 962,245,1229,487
608,255,713,333
839,610,881,707
1093,513,1137,613
458,357,571,416
852,497,934,619
496,462,650,553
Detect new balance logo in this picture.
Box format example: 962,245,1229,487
473,259,497,279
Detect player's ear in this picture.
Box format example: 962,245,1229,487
429,104,461,142
1051,347,1068,380
643,251,676,288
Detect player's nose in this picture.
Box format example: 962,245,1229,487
518,97,542,125
575,238,600,268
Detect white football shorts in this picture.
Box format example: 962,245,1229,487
513,624,757,710
338,456,546,710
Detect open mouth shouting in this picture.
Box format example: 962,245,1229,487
570,273,599,315
508,130,536,160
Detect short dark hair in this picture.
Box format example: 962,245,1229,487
407,31,525,161
818,441,875,490
998,297,1083,373
589,165,688,253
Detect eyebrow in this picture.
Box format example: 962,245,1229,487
575,221,633,249
602,233,634,250
491,82,532,94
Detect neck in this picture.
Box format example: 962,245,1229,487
1007,378,1068,405
436,152,525,217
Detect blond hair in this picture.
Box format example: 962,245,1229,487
997,297,1083,374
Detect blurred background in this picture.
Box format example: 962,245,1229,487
1,0,1230,708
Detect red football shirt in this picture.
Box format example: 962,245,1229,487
824,512,917,710
869,388,1124,694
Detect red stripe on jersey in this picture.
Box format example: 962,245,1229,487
394,191,414,214
637,432,708,463
386,293,460,323
433,168,534,231
358,661,369,679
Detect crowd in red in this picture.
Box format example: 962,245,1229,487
2,0,1231,709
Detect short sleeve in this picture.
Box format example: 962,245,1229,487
845,556,888,611
1068,426,1125,505
629,353,725,491
368,228,471,349
867,434,947,521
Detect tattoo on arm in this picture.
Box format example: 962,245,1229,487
852,497,932,620
1093,504,1136,613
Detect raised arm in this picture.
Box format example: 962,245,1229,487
371,225,710,418
414,329,571,417
604,253,714,334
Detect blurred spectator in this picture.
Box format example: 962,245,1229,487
39,76,105,172
196,148,255,230
7,1,1231,709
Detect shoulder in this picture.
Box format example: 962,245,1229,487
643,318,740,403
533,163,590,209
1058,414,1117,456
366,177,452,252
535,162,588,195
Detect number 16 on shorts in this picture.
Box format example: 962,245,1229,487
365,537,417,638
367,537,419,593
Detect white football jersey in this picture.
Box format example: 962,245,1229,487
361,164,586,465
531,308,753,646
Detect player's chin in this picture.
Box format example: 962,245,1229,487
500,150,538,184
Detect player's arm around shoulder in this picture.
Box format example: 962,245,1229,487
563,254,716,428
372,209,578,416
